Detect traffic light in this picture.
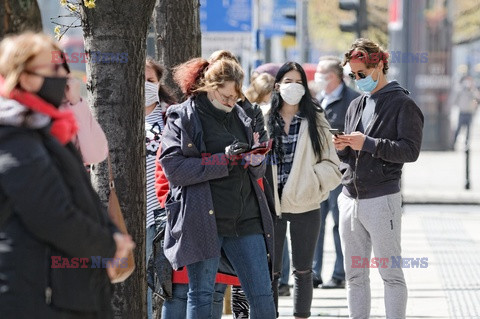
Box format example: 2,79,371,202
339,0,367,37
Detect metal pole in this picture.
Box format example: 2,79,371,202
465,146,470,190
297,0,309,63
251,0,262,72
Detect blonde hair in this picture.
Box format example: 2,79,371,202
0,32,61,94
208,50,240,64
245,73,274,103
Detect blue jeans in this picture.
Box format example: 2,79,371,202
280,241,290,285
312,185,345,281
186,234,275,319
146,224,155,319
453,112,474,146
162,283,226,319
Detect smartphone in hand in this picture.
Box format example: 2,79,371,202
329,128,345,136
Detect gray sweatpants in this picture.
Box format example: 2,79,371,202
338,192,407,319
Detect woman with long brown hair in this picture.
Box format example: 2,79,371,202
159,57,276,319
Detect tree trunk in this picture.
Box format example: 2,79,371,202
152,0,201,101
80,1,156,318
0,0,42,38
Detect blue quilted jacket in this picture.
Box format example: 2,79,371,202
159,97,274,270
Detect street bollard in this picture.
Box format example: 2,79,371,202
465,146,470,190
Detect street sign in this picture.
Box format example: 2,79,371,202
262,0,297,38
200,0,252,32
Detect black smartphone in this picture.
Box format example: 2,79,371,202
329,128,345,136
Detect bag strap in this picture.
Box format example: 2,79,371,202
107,153,115,190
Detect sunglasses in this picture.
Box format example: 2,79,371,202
348,71,368,80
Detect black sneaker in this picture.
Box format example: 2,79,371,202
278,284,291,296
321,278,345,289
313,277,323,288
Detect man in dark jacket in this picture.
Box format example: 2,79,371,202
333,39,424,319
312,56,359,289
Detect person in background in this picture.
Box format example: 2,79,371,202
245,72,275,106
249,64,294,298
57,58,108,165
251,62,281,84
335,38,423,319
311,56,359,289
265,62,342,318
0,32,134,319
144,57,177,318
160,57,276,319
246,71,293,298
451,75,479,149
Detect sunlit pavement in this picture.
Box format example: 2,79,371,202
220,205,479,318
222,112,480,318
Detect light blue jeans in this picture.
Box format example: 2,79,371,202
162,283,226,319
185,234,275,319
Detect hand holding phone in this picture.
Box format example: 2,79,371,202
329,128,345,136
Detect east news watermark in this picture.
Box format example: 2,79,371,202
351,256,429,269
350,51,429,64
51,50,128,64
51,256,128,269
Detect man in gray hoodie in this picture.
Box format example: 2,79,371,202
333,38,424,319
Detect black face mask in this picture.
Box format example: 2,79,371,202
36,76,68,108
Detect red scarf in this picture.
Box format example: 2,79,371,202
0,77,78,144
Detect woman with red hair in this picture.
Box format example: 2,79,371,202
159,56,275,319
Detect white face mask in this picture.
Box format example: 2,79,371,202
211,98,234,113
314,73,329,92
279,83,305,105
145,81,159,107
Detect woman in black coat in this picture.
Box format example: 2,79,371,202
0,32,134,318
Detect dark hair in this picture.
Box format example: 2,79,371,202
343,38,389,74
145,57,177,105
268,62,325,160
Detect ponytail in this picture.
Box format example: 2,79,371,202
173,58,209,98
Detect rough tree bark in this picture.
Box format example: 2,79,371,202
80,1,156,318
0,0,42,38
152,0,202,100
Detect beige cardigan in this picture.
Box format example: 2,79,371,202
264,107,342,215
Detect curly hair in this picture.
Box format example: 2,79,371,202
343,38,389,74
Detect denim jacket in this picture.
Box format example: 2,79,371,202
159,97,274,270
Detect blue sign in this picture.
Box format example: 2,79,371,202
200,0,252,32
262,0,296,38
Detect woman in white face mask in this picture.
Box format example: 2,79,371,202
264,62,342,319
144,57,177,319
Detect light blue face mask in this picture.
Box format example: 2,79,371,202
356,69,378,93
